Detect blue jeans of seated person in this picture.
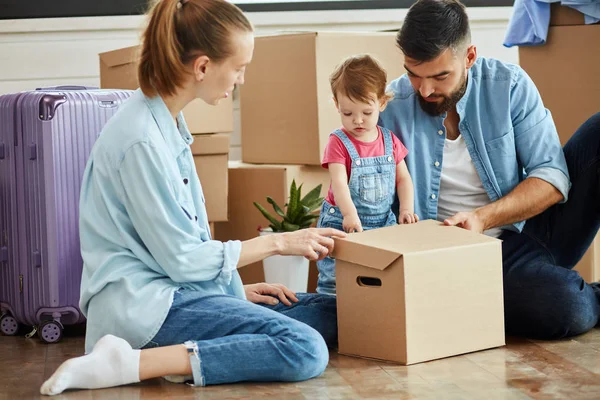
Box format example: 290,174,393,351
143,289,337,386
500,113,600,339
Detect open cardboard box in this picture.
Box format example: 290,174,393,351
333,220,505,365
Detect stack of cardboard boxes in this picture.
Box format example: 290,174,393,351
519,5,600,283
214,32,408,290
98,45,233,235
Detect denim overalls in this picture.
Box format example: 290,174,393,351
316,127,398,295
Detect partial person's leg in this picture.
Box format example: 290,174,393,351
41,290,329,395
501,230,599,339
261,292,338,347
144,291,330,385
315,203,343,295
504,112,600,339
524,112,600,268
40,335,144,395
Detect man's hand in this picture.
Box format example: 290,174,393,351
244,283,299,306
444,178,563,234
444,210,486,234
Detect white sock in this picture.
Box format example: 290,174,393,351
163,374,194,384
40,334,141,396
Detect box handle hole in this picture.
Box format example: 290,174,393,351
357,276,382,287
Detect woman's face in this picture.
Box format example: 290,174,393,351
198,30,254,105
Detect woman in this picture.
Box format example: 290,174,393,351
40,0,345,395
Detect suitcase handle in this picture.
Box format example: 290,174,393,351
29,144,37,160
0,143,5,160
36,85,98,91
0,247,7,262
33,251,41,268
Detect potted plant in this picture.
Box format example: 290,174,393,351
253,179,324,292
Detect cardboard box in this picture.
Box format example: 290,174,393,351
307,262,318,293
333,220,505,365
519,25,600,143
576,239,600,283
191,133,230,222
214,162,330,284
519,24,600,282
550,4,586,26
99,45,234,134
240,32,405,165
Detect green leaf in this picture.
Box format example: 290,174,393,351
299,213,319,223
269,223,283,232
291,182,304,222
299,215,319,229
292,205,311,223
301,184,322,205
267,197,285,217
282,221,301,232
286,180,300,220
254,202,282,228
305,197,325,212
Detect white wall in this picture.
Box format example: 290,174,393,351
0,7,516,159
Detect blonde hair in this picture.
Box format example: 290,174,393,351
138,0,253,98
330,54,393,105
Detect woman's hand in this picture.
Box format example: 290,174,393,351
244,283,299,306
278,228,347,261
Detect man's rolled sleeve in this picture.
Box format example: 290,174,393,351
510,67,571,202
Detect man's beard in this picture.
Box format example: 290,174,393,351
417,74,468,116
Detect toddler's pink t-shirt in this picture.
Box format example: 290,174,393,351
321,126,409,206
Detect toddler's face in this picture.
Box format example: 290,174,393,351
335,93,384,139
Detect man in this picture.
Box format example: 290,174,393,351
380,0,599,339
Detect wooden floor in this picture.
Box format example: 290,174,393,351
1,328,599,400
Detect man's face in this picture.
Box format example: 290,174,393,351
404,45,476,116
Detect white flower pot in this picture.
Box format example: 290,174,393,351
259,229,309,293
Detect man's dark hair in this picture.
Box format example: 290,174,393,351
397,0,471,62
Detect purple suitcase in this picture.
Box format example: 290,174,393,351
0,86,132,343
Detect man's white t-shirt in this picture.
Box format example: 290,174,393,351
437,135,503,238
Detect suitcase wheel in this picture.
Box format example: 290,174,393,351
0,314,19,336
38,320,64,344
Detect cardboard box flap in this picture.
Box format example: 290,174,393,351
333,220,498,269
99,45,139,68
333,239,401,270
190,133,230,155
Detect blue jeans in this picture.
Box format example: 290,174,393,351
502,113,600,339
143,289,337,386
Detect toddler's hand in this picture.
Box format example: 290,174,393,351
399,210,419,224
343,214,363,233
